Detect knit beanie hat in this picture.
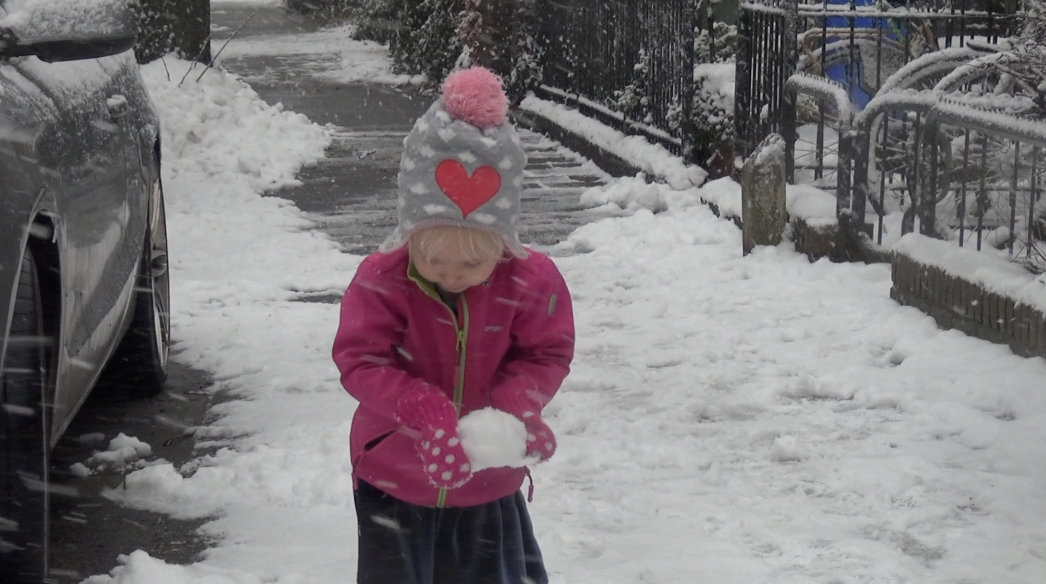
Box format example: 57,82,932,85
379,67,529,258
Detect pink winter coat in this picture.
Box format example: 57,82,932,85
332,246,575,507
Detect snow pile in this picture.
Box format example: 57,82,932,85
82,550,291,584
579,175,702,214
71,434,154,476
576,174,836,232
698,176,743,219
786,183,838,226
458,408,532,471
520,94,707,190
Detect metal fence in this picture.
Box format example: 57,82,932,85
534,0,709,158
734,0,797,166
737,0,1021,161
734,0,1044,272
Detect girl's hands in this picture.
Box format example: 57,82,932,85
490,386,557,462
395,386,474,489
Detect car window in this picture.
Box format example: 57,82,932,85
0,0,134,40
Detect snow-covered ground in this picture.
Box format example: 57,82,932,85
81,40,1046,584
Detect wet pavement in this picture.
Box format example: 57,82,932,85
48,363,212,582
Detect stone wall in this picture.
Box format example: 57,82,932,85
891,252,1046,360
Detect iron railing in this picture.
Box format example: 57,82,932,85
534,0,712,159
735,0,1043,271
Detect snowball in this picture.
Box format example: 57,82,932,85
458,408,533,471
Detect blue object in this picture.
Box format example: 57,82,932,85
820,0,907,110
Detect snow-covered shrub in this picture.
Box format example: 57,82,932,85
695,20,737,66
388,0,462,82
342,0,400,43
506,0,545,103
690,22,737,177
612,48,653,124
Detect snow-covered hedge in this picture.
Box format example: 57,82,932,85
691,22,737,176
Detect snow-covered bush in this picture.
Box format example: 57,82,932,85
691,22,737,177
506,0,545,103
341,0,400,43
695,20,737,65
611,47,653,124
389,0,461,82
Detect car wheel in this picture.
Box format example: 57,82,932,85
101,175,170,396
0,249,52,583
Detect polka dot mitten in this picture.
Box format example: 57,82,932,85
395,386,474,489
490,386,557,462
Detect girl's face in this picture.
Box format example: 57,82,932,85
412,237,499,294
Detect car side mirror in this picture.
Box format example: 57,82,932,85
0,0,137,62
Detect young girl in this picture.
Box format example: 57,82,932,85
332,67,575,584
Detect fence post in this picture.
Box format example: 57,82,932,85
742,133,788,255
732,2,753,171
681,0,697,164
917,118,941,237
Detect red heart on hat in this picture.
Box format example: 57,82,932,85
435,160,501,218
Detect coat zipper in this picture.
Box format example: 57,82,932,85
405,263,471,508
436,294,469,508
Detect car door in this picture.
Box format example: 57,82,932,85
10,54,141,437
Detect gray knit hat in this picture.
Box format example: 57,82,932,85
379,67,528,258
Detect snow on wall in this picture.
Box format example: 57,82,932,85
894,233,1046,314
519,94,707,190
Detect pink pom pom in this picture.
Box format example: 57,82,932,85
441,67,509,129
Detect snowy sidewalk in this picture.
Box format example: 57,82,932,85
79,4,1046,584
211,3,613,255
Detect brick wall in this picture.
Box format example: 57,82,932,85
891,252,1046,360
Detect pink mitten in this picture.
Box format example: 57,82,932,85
490,386,557,462
524,418,557,462
395,386,474,489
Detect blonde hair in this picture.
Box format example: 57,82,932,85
408,225,506,264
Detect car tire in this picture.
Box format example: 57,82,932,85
100,174,170,397
0,248,52,584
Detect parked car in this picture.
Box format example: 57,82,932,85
0,1,170,581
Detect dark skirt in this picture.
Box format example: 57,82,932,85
354,480,549,584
